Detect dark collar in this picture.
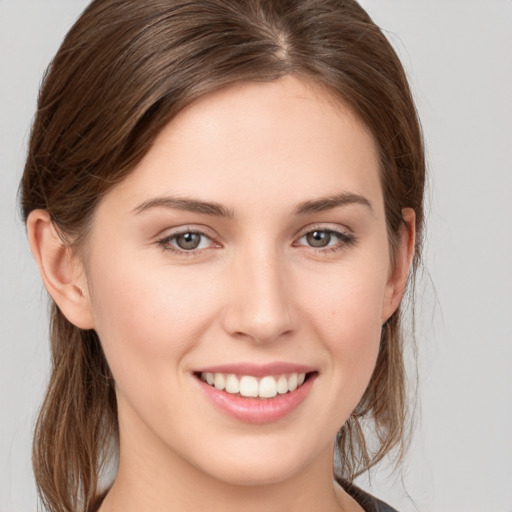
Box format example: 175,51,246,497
90,480,399,512
337,477,399,512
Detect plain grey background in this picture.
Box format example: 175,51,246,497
1,1,511,511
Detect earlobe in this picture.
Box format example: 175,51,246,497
381,208,416,323
26,210,95,330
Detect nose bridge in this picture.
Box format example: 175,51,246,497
223,240,296,343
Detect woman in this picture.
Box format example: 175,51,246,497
21,1,425,511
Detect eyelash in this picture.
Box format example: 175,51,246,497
156,226,356,257
156,229,216,257
293,227,356,254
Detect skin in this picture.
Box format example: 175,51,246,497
28,76,415,512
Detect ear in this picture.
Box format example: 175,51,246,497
381,208,416,323
27,209,95,330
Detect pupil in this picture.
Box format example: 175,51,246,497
177,232,201,250
307,230,331,247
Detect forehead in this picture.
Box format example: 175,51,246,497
100,76,383,217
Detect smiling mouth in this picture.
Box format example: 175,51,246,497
196,372,315,399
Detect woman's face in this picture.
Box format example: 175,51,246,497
81,76,406,486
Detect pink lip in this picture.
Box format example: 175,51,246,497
194,371,317,424
194,362,316,377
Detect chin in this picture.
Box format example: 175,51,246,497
184,429,329,488
199,457,307,488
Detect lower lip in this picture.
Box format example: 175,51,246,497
195,374,316,424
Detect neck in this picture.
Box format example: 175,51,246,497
102,449,348,512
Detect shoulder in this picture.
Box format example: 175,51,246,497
337,477,399,512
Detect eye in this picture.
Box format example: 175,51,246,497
157,229,215,253
295,228,355,251
304,230,334,248
173,232,206,250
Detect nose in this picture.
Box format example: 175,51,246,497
221,245,298,344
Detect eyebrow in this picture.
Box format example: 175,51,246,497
133,196,234,218
293,192,373,215
132,192,372,218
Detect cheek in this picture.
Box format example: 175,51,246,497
85,254,219,385
299,258,388,389
306,260,387,335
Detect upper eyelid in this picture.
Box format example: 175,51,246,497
297,227,349,238
157,225,217,240
294,222,352,238
159,224,350,238
160,230,216,245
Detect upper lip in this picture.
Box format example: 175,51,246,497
193,362,316,377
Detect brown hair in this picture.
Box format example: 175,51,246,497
21,1,425,510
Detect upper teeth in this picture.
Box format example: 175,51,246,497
200,372,306,398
